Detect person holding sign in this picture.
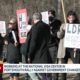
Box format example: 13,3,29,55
5,18,20,80
57,10,80,80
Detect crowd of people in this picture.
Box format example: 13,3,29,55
0,9,80,80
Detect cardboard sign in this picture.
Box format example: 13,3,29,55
16,9,28,43
41,11,49,24
0,21,6,34
64,24,80,48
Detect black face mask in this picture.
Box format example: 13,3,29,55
49,16,54,22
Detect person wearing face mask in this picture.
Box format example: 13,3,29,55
48,9,61,63
48,10,61,80
57,10,80,80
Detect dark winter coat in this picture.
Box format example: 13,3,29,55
25,21,52,63
48,18,61,47
6,28,20,63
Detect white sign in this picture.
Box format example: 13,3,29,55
12,31,17,43
64,24,80,48
19,13,27,37
41,11,49,24
0,21,6,33
26,25,32,32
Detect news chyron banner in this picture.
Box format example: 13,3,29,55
0,64,80,73
16,9,28,43
64,24,80,48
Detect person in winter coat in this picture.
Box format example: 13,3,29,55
25,13,52,80
57,10,80,80
5,18,20,80
48,9,61,80
26,13,52,63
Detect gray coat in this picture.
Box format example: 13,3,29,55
57,24,66,58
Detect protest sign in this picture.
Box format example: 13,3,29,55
12,31,17,43
0,21,6,34
64,24,80,48
16,9,28,43
41,11,49,24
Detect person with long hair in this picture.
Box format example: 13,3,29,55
5,18,20,80
57,10,80,80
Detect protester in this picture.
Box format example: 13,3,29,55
0,33,5,80
5,18,20,80
57,10,80,80
20,17,32,80
27,13,52,63
24,12,52,80
48,9,61,80
21,17,32,63
48,9,61,63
